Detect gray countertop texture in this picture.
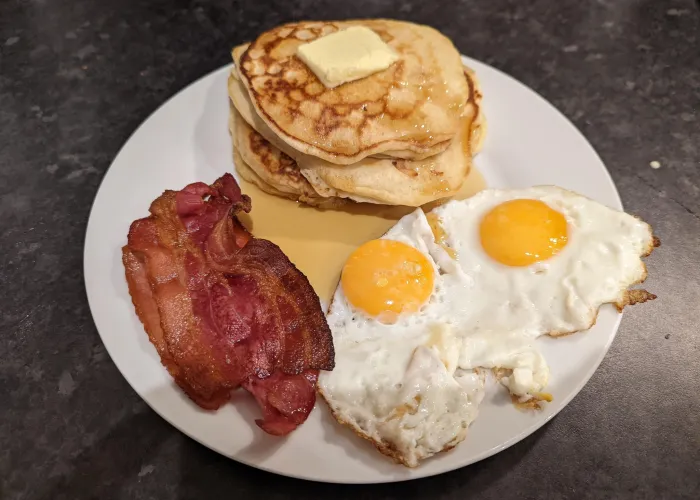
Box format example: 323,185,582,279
1,0,699,498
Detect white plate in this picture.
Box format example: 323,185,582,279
84,56,623,483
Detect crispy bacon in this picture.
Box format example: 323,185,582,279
122,173,334,434
243,370,319,436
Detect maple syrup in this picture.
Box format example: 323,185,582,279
237,167,486,304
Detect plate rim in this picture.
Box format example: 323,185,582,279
84,55,624,484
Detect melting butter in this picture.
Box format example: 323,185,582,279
296,26,399,88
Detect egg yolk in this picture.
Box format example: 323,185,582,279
341,239,435,318
479,199,568,266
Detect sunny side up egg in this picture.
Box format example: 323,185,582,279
318,186,657,467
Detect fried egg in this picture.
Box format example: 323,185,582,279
319,186,658,467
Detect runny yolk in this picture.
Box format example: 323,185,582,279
479,199,568,267
341,239,435,319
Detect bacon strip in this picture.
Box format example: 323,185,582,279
122,173,334,434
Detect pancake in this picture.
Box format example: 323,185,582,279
297,63,484,205
298,116,473,206
229,65,484,206
234,20,469,164
233,146,294,199
229,108,345,208
229,65,300,156
231,106,318,199
465,66,487,155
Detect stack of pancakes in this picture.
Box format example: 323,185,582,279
228,20,486,208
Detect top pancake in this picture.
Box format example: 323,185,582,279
235,20,469,165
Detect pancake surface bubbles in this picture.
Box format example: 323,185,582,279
236,20,469,164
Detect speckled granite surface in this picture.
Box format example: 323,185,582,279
1,0,699,498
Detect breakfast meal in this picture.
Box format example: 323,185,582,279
122,173,334,435
227,20,486,207
120,18,660,468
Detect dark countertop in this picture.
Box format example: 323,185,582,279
1,0,699,498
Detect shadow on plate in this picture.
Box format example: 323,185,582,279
228,390,289,462
316,395,414,480
173,415,550,500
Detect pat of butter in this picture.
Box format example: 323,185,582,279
296,26,399,88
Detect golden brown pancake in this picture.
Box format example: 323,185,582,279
465,66,487,155
229,67,303,159
233,146,294,199
298,117,473,206
231,106,318,199
229,65,484,206
229,108,345,208
234,20,469,165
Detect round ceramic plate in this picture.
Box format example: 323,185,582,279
84,56,623,483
